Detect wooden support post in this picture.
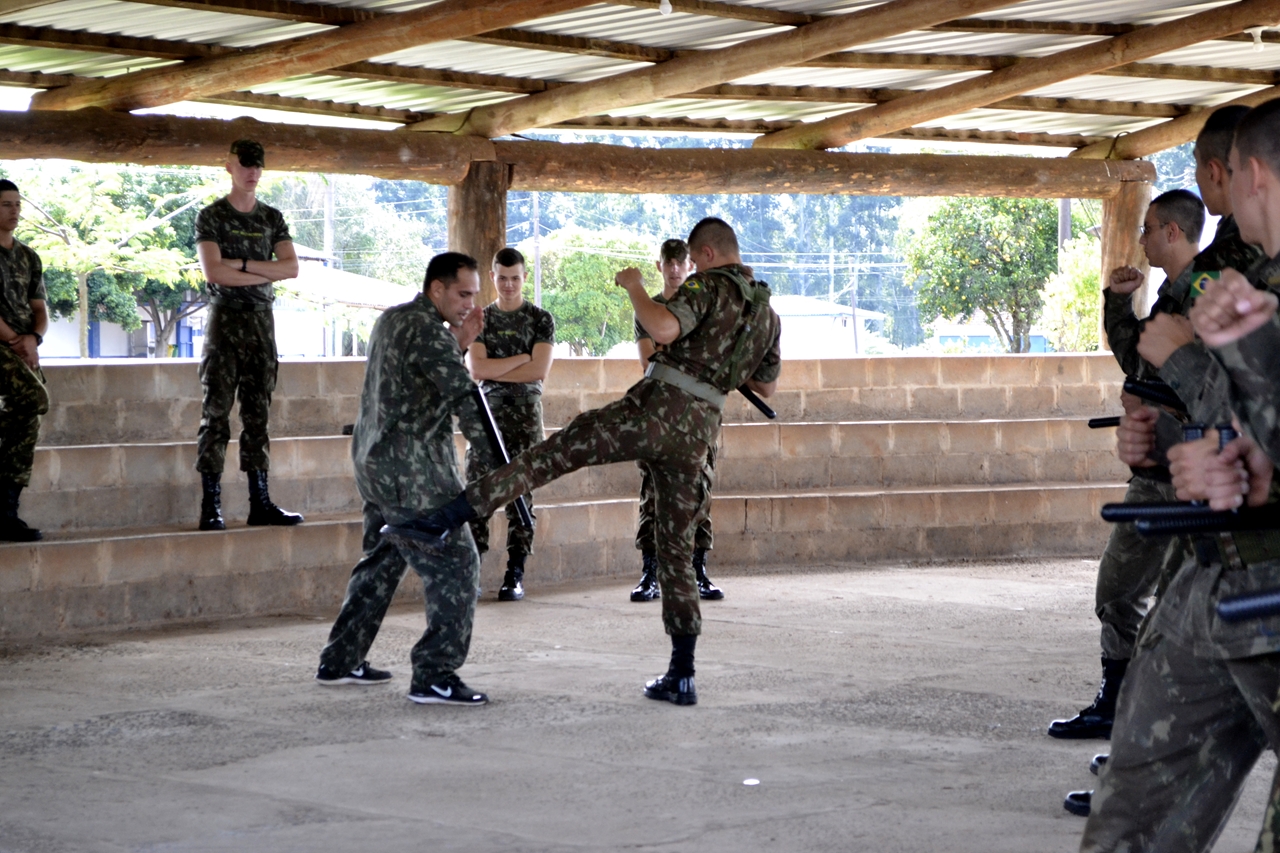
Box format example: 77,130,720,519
448,161,508,307
1099,181,1152,351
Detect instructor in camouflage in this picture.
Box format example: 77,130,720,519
315,252,496,706
383,218,781,707
194,139,302,531
465,247,555,602
631,238,722,603
1080,97,1280,852
0,179,48,542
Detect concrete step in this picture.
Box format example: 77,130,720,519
1,482,1124,640
23,418,1127,533
35,355,1126,445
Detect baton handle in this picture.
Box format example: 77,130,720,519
1088,416,1122,429
471,387,534,529
1219,589,1280,622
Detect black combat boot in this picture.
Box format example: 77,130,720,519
381,492,478,550
1048,657,1128,739
0,481,41,542
644,634,697,706
499,550,525,602
246,469,304,526
630,551,660,602
198,472,225,531
693,548,724,600
1063,790,1092,817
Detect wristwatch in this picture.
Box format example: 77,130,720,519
32,332,42,346
241,258,248,272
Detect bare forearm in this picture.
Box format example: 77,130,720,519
628,292,680,345
498,361,549,383
31,303,47,338
236,257,299,282
470,354,530,381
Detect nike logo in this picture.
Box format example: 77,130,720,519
431,684,452,698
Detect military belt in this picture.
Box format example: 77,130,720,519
644,362,727,409
209,296,272,312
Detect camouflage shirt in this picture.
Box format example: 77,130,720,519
1105,215,1264,380
475,300,555,397
1148,251,1280,660
351,293,495,514
649,263,782,444
194,197,292,308
0,237,44,336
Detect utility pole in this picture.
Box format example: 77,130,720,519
532,192,542,307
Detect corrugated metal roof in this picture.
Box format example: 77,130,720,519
0,0,1273,152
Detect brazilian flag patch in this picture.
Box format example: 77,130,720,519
683,279,701,291
1190,270,1220,298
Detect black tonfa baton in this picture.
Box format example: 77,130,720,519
471,386,534,530
738,385,777,419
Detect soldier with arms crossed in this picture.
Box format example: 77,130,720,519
384,218,780,706
631,238,723,603
465,247,555,602
0,179,47,542
315,252,496,706
194,139,302,531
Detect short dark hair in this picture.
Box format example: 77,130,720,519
424,252,478,291
687,217,738,256
1196,105,1251,167
1149,189,1205,244
1233,98,1280,180
0,179,19,195
493,247,525,269
659,238,689,263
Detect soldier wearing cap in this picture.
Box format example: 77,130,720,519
193,139,303,530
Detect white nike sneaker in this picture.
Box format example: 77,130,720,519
408,673,488,706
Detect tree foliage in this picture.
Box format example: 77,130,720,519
904,197,1058,353
533,229,659,356
1041,236,1102,353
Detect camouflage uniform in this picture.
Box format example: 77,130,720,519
635,292,714,553
464,300,554,557
1091,216,1265,660
465,264,781,636
0,238,47,487
1082,252,1280,853
319,294,496,691
194,197,290,475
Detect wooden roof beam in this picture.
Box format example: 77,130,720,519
27,0,598,112
0,107,1152,196
406,0,1026,136
754,0,1280,150
1071,84,1280,160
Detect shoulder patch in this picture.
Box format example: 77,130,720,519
1190,270,1219,299
682,279,701,291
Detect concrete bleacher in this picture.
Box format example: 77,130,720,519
0,354,1128,641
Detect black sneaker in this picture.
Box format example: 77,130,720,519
1064,790,1092,817
315,660,392,686
1090,753,1108,775
408,674,488,706
643,672,697,706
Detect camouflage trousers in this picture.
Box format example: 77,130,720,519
637,441,715,553
466,380,711,636
196,305,277,475
1096,475,1182,660
1081,629,1280,853
0,344,48,487
319,500,480,690
464,394,543,557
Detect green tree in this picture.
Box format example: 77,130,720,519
903,197,1058,353
12,163,210,356
1041,236,1102,352
533,229,659,356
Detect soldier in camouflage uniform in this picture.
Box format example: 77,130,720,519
464,247,555,602
384,218,781,707
1080,98,1280,852
1052,189,1211,748
631,238,722,603
0,179,48,542
315,252,496,705
194,139,302,532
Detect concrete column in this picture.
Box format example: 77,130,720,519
1098,181,1152,351
447,160,508,306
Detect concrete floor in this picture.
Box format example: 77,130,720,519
0,558,1273,853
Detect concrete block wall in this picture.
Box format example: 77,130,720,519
2,355,1129,641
